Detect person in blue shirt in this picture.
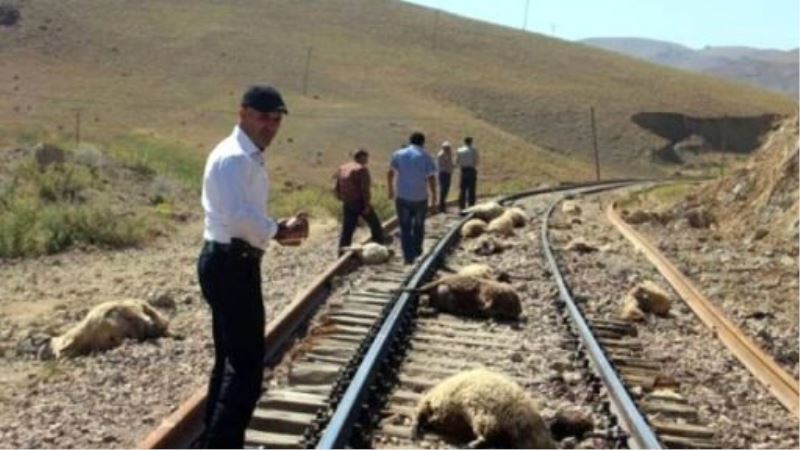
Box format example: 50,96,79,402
387,132,437,264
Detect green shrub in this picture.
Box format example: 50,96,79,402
108,134,204,190
269,185,340,220
34,163,95,203
268,184,396,224
0,200,153,258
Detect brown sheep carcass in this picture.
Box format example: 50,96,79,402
417,274,521,320
414,369,555,448
50,299,169,358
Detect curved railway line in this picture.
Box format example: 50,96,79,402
138,180,798,449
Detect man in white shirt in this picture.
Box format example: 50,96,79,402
455,136,479,210
197,85,308,448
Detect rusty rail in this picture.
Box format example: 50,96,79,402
606,203,800,417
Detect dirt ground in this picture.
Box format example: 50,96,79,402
0,215,344,448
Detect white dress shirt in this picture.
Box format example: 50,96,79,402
456,145,479,168
202,126,278,250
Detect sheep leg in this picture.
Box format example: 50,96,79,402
411,404,430,440
467,436,488,448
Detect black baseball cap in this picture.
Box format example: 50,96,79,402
241,85,289,114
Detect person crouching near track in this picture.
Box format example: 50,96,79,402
197,84,309,448
333,148,385,255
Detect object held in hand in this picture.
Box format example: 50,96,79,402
277,213,309,246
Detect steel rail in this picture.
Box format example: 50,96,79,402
541,185,662,450
315,209,467,449
607,203,800,417
315,180,648,449
137,215,399,448
139,180,649,448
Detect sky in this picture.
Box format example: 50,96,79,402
403,0,799,50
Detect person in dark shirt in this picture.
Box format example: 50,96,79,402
334,148,385,253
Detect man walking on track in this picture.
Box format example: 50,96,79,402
436,140,454,213
387,132,437,264
333,148,385,253
456,136,479,210
197,84,309,448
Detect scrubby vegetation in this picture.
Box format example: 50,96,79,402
0,146,171,258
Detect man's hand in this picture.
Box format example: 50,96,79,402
274,212,309,246
362,204,373,215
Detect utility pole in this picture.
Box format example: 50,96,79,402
720,115,727,177
74,109,81,150
522,0,530,31
590,107,601,181
302,46,313,96
432,9,440,50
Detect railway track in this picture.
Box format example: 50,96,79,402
139,180,794,449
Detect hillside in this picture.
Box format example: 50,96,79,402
688,115,799,241
0,0,795,194
582,37,799,99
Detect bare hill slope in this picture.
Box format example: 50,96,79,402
0,0,795,187
692,115,799,241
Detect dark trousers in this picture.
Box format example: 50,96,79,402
438,172,451,213
197,242,265,449
395,198,428,264
458,167,477,210
339,200,385,250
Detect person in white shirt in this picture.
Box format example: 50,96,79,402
197,85,308,448
455,136,479,210
436,141,454,213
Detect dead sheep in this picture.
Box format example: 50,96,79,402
344,242,393,264
465,201,505,222
50,299,169,358
550,408,594,441
619,281,671,320
630,281,671,316
507,206,529,227
461,219,487,239
487,211,516,236
466,234,510,256
620,294,646,321
414,368,555,448
450,263,521,283
452,263,503,282
561,200,582,216
416,274,521,320
565,238,598,253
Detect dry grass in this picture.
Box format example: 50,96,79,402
0,0,794,203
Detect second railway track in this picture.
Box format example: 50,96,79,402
141,180,798,449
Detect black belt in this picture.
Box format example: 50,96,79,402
203,238,264,260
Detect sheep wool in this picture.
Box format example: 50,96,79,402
507,206,529,227
630,281,671,316
414,369,555,448
420,274,521,320
455,263,494,279
360,242,392,265
51,299,169,358
620,294,646,321
460,219,487,239
487,211,516,236
465,201,505,222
